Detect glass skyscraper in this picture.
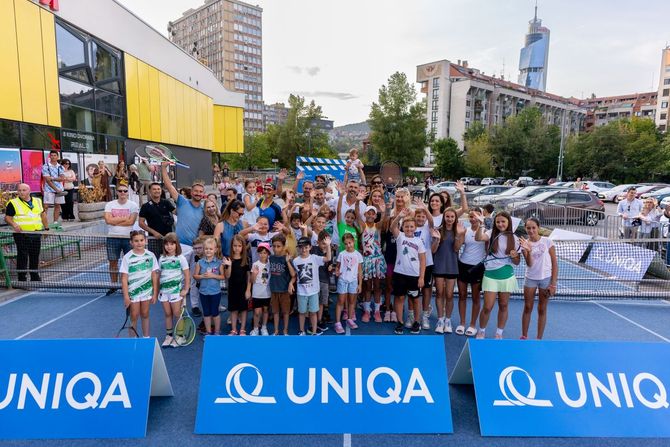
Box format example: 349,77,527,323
518,5,550,91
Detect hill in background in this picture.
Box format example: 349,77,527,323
329,121,370,154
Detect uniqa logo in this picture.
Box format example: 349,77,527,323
214,363,434,405
0,372,131,410
492,366,670,409
591,247,643,274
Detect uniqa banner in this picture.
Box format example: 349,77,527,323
0,338,172,439
449,340,670,437
195,336,452,434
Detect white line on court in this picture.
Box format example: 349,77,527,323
15,293,107,340
0,291,36,308
344,316,351,446
590,301,670,343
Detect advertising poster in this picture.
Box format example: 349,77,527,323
0,149,22,191
21,150,44,192
81,154,119,187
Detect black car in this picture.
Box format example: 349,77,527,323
509,190,605,226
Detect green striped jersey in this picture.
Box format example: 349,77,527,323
159,254,189,294
119,250,159,301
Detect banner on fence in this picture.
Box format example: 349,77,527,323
450,340,670,437
0,338,172,439
195,336,453,434
585,242,656,282
549,228,593,263
295,157,346,193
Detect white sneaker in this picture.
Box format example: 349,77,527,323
250,328,259,336
421,311,430,330
174,336,186,346
435,318,445,334
162,335,173,348
261,326,269,336
444,318,453,334
405,311,414,328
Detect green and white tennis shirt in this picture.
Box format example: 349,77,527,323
119,249,159,302
159,254,189,295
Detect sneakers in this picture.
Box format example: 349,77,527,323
495,333,504,340
228,330,237,336
317,322,329,332
405,311,414,328
170,338,179,348
162,335,174,348
312,327,324,336
361,311,371,323
298,331,306,336
476,330,485,340
435,318,445,334
346,319,358,329
383,311,391,322
421,311,430,330
261,326,269,336
249,328,259,336
374,310,382,323
455,325,465,336
520,335,528,340
444,318,453,334
334,322,345,334
410,321,421,334
390,312,398,322
394,323,404,335
174,335,186,345
192,307,202,317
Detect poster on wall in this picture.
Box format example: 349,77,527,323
81,153,119,187
21,150,44,192
0,149,22,192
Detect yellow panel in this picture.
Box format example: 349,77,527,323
213,105,224,153
137,60,151,140
124,55,141,138
176,81,184,146
15,0,47,124
236,107,244,153
167,76,177,144
158,72,169,143
206,97,214,150
0,0,22,122
189,88,197,148
148,66,161,142
197,94,206,149
40,9,60,127
184,86,192,146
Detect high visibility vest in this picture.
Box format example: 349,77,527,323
8,197,44,231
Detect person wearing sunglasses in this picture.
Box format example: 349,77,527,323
60,159,77,221
616,187,643,239
105,180,139,283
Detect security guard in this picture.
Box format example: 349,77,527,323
4,183,49,281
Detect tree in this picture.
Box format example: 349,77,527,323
218,133,273,171
432,138,464,179
265,94,335,168
464,135,494,177
463,121,486,145
369,72,427,168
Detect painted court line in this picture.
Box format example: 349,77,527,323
590,301,670,343
14,293,107,340
0,291,36,308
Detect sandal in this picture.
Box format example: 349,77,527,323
465,326,477,337
455,325,465,336
239,329,247,336
228,330,238,336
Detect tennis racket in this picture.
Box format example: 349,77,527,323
174,303,196,346
134,147,154,182
380,160,403,187
468,231,520,274
115,306,139,338
145,144,190,169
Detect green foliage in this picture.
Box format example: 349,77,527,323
565,118,668,182
463,121,486,144
369,72,428,168
433,138,464,179
464,135,494,178
265,94,334,168
218,133,273,170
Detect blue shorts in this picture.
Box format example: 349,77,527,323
106,237,131,261
337,278,358,294
298,293,319,314
200,293,222,317
524,277,552,289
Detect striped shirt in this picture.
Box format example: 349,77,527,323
159,254,189,295
119,250,159,301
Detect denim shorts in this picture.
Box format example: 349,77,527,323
298,293,319,313
524,277,552,289
337,278,358,294
106,237,131,261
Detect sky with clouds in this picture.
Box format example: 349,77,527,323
118,0,670,127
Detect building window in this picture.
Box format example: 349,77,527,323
661,113,667,120
664,78,670,85
662,101,669,109
664,89,670,97
432,100,438,110
432,89,439,99
56,23,87,72
431,111,438,122
465,111,470,118
433,77,440,88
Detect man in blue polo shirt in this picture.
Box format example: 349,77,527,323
161,162,204,316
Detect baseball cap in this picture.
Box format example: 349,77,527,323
297,236,311,247
365,205,378,214
257,242,271,253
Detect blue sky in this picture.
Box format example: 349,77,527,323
118,0,670,126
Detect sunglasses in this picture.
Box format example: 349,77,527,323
117,189,129,193
371,181,383,185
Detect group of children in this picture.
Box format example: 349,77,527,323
120,154,559,342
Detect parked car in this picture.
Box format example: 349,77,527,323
481,177,496,186
492,185,567,208
615,185,668,202
471,187,522,206
513,176,534,187
661,196,670,210
428,181,458,196
599,184,643,203
531,179,548,185
580,181,616,193
494,177,506,185
467,177,481,186
464,185,512,203
509,190,605,226
641,186,670,203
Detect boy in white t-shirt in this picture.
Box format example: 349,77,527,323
292,236,332,336
390,210,426,335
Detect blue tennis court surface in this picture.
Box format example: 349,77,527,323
1,290,669,447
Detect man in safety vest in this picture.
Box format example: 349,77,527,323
4,183,49,282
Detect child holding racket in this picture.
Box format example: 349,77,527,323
520,217,558,340
120,230,160,337
474,211,523,339
158,232,190,347
192,237,225,336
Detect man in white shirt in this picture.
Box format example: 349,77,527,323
616,188,643,239
104,181,139,282
41,150,66,223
